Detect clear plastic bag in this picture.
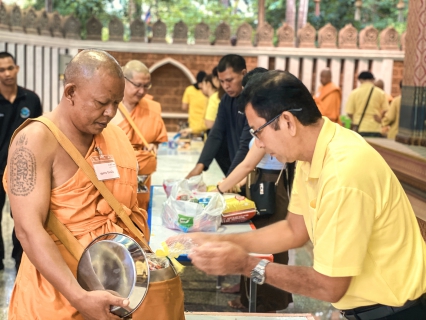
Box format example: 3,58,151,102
162,174,207,198
162,180,225,232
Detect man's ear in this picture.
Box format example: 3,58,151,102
241,69,247,76
282,112,297,137
64,83,76,106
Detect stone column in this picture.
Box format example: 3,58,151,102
396,0,426,146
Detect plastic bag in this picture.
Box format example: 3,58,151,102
162,180,225,232
163,174,207,198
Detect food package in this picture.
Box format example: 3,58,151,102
221,194,257,224
162,180,226,232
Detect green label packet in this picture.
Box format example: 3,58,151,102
178,214,194,228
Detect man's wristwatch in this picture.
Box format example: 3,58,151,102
250,259,270,285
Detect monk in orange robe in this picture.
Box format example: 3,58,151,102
313,69,342,123
112,60,168,211
4,50,184,320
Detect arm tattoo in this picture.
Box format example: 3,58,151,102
10,134,37,196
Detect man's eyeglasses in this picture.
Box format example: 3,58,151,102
125,77,152,90
249,108,302,139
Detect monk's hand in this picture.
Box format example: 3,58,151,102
74,290,128,320
188,241,249,276
145,143,157,154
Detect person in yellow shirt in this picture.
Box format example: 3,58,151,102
201,74,220,131
345,71,388,137
170,70,426,320
313,69,341,123
181,71,208,136
382,81,402,140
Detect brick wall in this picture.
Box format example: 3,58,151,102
150,64,190,113
108,51,258,82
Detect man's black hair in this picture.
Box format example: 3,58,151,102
240,70,322,126
242,67,268,87
217,54,246,73
358,71,375,80
0,52,16,64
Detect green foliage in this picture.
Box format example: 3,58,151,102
307,0,408,32
22,0,408,41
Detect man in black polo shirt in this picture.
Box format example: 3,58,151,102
0,52,42,271
186,54,251,179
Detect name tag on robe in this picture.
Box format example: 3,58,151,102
91,155,120,181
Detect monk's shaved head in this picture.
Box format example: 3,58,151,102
122,60,150,79
64,49,123,85
374,79,384,90
320,68,332,86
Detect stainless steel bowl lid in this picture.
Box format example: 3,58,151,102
77,233,150,317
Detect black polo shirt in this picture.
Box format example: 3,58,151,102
197,93,252,176
0,86,42,174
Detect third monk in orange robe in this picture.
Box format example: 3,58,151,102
112,60,168,211
313,69,342,123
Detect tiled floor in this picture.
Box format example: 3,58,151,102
0,138,341,320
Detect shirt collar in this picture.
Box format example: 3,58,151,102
305,117,336,180
0,86,26,101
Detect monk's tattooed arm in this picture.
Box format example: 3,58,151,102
10,133,37,196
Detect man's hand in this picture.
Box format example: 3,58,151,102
72,290,129,320
186,163,204,179
180,128,193,137
188,241,249,276
373,114,382,123
166,232,216,248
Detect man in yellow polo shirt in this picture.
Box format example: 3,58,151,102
345,71,388,137
172,70,426,320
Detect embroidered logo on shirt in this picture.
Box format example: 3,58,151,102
20,107,30,119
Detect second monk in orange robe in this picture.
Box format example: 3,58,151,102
112,60,168,211
314,69,342,123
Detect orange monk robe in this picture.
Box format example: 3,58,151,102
5,120,185,320
117,98,168,211
313,82,342,123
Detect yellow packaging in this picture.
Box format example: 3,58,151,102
223,194,256,214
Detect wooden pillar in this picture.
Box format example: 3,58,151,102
396,0,426,146
286,0,296,32
258,0,265,27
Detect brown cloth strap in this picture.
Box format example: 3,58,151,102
118,103,155,156
37,117,151,259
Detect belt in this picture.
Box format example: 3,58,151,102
341,294,426,320
257,168,283,175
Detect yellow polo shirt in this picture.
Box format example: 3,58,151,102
288,117,426,310
345,82,388,133
204,92,221,122
182,85,207,134
382,95,401,140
